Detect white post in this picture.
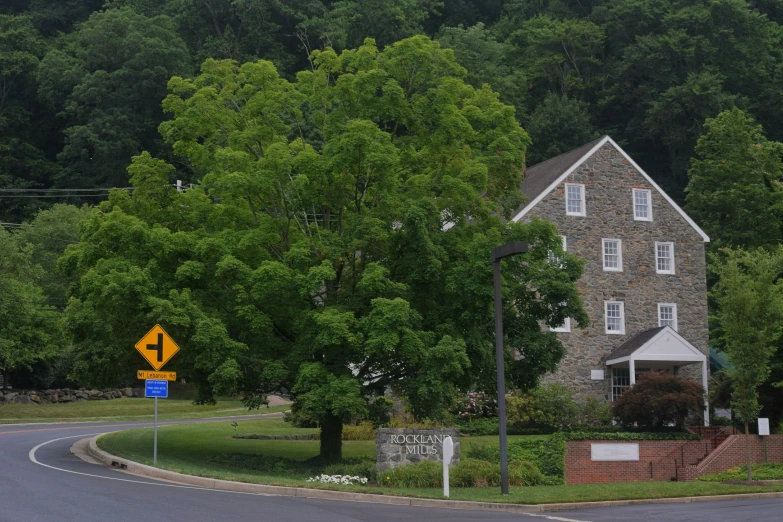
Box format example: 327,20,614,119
702,359,710,427
442,436,454,498
154,396,158,465
176,180,183,193
629,358,636,386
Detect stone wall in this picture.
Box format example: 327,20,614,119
376,428,460,471
0,387,138,405
518,142,709,401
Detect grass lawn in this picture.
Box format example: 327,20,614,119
0,398,289,423
98,420,783,504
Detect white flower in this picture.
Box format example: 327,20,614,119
306,474,368,485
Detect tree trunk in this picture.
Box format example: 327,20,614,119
745,421,753,481
319,413,343,463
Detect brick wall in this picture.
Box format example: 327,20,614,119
566,434,783,484
678,434,783,481
566,440,696,484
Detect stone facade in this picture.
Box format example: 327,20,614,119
516,141,709,402
376,428,460,471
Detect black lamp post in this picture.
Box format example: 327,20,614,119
491,240,528,495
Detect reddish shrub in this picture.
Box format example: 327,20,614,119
612,372,705,430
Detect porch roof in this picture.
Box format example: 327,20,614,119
605,326,706,366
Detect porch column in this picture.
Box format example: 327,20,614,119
629,357,635,386
702,359,710,427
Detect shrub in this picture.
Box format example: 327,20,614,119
450,391,498,421
382,461,442,488
465,442,496,462
342,421,375,440
698,462,783,482
323,459,376,480
613,372,705,430
574,397,613,428
451,459,500,487
508,460,544,486
564,431,700,441
506,384,578,431
483,434,567,482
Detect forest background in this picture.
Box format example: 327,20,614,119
2,0,783,453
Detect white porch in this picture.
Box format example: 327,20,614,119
605,326,709,426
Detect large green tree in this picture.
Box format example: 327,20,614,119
62,36,587,461
0,228,61,388
685,109,783,250
710,247,783,480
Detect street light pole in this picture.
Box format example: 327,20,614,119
491,241,528,496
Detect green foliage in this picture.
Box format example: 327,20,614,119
506,383,579,431
525,93,598,165
451,458,499,487
686,109,783,250
367,396,395,427
698,462,783,482
382,460,442,487
340,421,376,441
0,228,62,384
612,372,706,430
710,247,783,425
482,434,567,482
508,460,544,487
62,36,586,463
37,8,191,188
563,431,700,441
323,459,376,480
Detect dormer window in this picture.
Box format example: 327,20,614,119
565,183,585,216
633,188,652,221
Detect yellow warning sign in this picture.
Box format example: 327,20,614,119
134,324,180,371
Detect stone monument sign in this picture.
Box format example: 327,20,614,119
376,428,460,471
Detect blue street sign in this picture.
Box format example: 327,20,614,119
145,379,168,398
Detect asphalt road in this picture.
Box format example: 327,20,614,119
1,417,781,522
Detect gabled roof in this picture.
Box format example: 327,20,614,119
605,326,706,365
605,327,667,361
512,136,710,242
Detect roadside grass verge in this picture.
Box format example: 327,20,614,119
0,398,289,423
97,420,783,504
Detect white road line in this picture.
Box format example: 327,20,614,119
30,433,593,519
28,433,275,496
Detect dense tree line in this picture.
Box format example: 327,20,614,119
3,0,783,444
3,0,783,221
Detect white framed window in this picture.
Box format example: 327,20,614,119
565,183,585,216
658,303,678,330
550,317,571,333
602,239,623,272
612,368,630,401
633,188,652,221
656,242,675,274
604,301,625,334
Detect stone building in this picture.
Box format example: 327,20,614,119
512,136,711,424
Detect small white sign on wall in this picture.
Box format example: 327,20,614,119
759,418,770,436
591,370,605,380
591,443,640,461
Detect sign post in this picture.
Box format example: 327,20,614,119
759,418,770,463
442,436,454,498
145,379,168,465
136,324,180,467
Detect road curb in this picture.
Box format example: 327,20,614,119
84,435,543,513
84,435,783,514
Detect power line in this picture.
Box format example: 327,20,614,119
0,187,134,192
